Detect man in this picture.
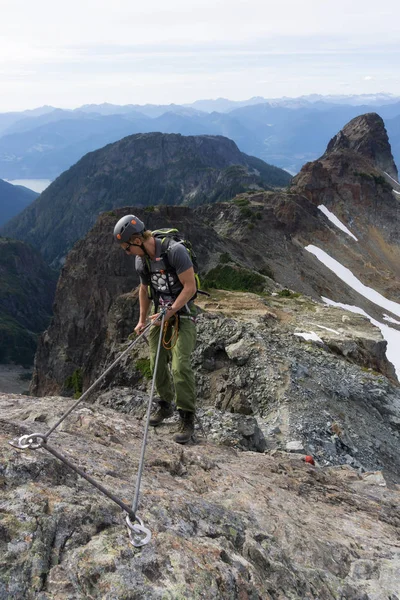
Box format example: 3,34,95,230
114,214,197,444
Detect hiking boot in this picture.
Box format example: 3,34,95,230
149,401,174,426
173,410,195,444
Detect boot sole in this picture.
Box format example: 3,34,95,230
173,435,195,444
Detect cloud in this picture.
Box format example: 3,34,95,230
1,0,399,109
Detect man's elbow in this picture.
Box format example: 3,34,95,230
184,282,197,296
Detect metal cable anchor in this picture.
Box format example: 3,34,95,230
126,514,152,547
7,309,168,549
9,432,46,450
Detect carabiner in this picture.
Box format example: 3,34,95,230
126,514,152,547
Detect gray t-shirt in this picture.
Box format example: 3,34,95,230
135,238,193,301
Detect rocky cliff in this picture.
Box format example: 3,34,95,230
290,114,400,315
324,113,398,180
0,238,57,365
1,133,291,267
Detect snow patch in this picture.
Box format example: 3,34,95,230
322,297,400,380
312,323,341,335
384,171,400,185
305,245,400,318
383,314,400,325
318,205,358,241
294,331,323,343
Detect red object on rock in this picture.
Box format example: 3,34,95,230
304,455,315,465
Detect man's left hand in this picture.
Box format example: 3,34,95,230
150,308,175,326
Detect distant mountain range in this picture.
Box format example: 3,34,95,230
1,132,291,266
0,179,38,227
0,96,400,180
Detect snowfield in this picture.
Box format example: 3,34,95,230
306,245,400,318
322,297,400,380
318,205,358,241
305,244,400,379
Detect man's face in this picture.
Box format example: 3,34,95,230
121,238,143,256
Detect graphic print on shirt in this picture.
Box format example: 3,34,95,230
151,271,177,294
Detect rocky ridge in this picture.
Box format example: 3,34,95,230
1,392,400,600
1,133,291,267
291,114,400,297
324,113,398,180
32,287,400,482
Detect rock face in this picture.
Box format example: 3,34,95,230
32,288,400,482
0,237,57,365
292,112,400,301
1,392,400,600
324,113,398,180
1,132,291,267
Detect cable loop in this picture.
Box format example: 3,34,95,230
9,432,46,450
162,314,179,350
126,515,152,547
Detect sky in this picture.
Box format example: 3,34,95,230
1,0,400,111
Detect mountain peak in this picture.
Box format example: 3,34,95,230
324,113,398,179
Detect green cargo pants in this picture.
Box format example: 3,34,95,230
148,315,197,413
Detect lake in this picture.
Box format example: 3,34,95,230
5,179,53,193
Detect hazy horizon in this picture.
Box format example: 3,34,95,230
1,0,399,112
2,92,400,115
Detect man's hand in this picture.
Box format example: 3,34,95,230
134,320,147,335
150,308,175,326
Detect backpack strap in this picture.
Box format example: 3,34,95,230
160,237,185,271
143,236,183,305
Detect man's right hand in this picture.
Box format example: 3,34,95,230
134,321,147,335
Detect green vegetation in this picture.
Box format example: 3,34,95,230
136,358,152,379
203,265,266,293
258,264,274,279
18,371,33,382
219,252,232,264
240,206,254,219
244,154,292,188
233,197,250,207
361,366,381,376
232,197,264,222
277,288,301,298
354,171,392,189
65,368,83,398
0,237,56,366
0,313,37,366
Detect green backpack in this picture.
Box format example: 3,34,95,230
146,228,206,299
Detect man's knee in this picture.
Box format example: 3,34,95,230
171,362,193,380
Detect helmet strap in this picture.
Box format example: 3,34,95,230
131,239,151,258
140,242,151,258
